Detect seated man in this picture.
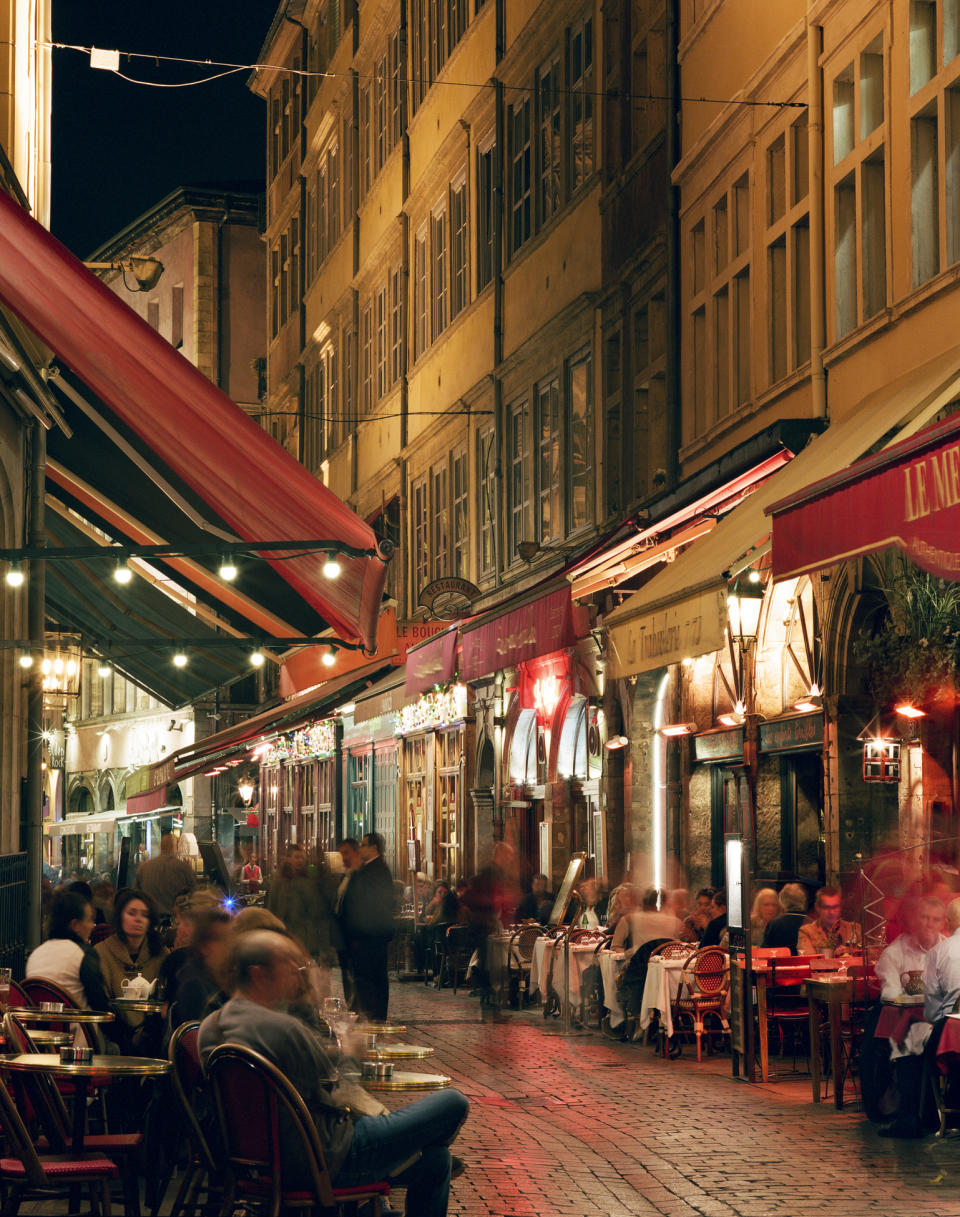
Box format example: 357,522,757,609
612,888,682,954
516,874,552,924
199,931,468,1216
797,886,861,956
876,897,945,1001
762,883,809,953
701,889,728,948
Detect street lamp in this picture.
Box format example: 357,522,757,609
83,257,164,293
726,576,765,647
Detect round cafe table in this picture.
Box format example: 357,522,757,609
361,1070,450,1092
364,1042,434,1060
11,1008,115,1025
360,1021,406,1036
1,1053,169,1150
109,998,166,1016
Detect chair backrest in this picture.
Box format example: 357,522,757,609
88,924,114,947
6,979,29,1007
0,1059,52,1186
652,940,693,960
169,1021,218,1173
568,928,606,945
205,1042,333,1208
21,976,80,1009
682,947,729,996
2,1012,71,1150
510,924,544,963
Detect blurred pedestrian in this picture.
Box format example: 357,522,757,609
340,832,395,1019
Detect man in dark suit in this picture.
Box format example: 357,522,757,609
701,889,728,947
340,831,395,1019
761,883,809,954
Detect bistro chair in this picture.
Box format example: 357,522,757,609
205,1042,391,1217
438,925,473,994
507,924,544,1008
1,1012,142,1215
650,940,696,960
4,979,29,1008
673,947,730,1061
0,1056,119,1216
160,1020,223,1217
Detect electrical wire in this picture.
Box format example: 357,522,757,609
43,40,806,110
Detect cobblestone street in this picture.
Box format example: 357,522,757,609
381,980,960,1217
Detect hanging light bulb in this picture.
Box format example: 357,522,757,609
18,653,33,669
250,650,265,668
219,557,238,582
322,648,336,667
322,553,342,579
97,663,112,678
113,561,132,585
5,564,24,588
172,652,188,668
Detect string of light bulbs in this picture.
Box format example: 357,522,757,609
41,40,806,111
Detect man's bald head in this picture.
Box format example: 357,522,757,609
946,898,960,933
233,930,298,993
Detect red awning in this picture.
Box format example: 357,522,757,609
403,628,459,698
0,192,388,650
768,411,960,582
125,787,168,816
460,584,588,681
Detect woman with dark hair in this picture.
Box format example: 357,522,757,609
25,889,109,1009
95,889,169,1052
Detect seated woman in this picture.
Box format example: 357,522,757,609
163,904,232,1047
749,888,781,947
414,882,459,975
96,888,169,1052
26,889,110,1010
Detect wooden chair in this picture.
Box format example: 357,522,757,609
507,924,544,1008
651,940,696,960
2,1012,141,1215
674,947,730,1061
205,1042,390,1217
0,1056,119,1216
438,924,473,994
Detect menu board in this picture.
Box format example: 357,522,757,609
547,852,586,926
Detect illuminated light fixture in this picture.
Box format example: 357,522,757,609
97,663,112,678
18,653,33,668
717,712,743,728
322,554,342,579
794,694,822,713
338,702,356,715
219,558,238,582
5,564,24,588
172,652,188,668
895,703,926,719
748,569,762,584
604,734,630,750
734,699,746,716
727,575,765,646
322,648,337,667
660,721,698,737
237,779,255,805
250,741,272,759
250,650,265,668
113,561,132,585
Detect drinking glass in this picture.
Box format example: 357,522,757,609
322,996,344,1047
0,966,11,1009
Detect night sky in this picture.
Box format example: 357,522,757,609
50,0,279,256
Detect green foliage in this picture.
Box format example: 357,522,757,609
853,554,960,707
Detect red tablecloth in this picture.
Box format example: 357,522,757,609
875,1003,926,1042
936,1017,960,1074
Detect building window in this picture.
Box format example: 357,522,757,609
432,460,448,579
375,284,389,399
317,159,328,265
389,32,403,148
569,351,592,531
328,143,340,251
536,377,561,543
360,301,374,413
414,225,428,358
604,331,622,517
171,285,183,349
374,55,388,175
431,0,448,78
343,103,355,218
304,359,325,472
390,265,403,384
686,173,751,444
450,176,468,318
538,54,562,225
341,326,355,446
411,0,429,113
508,400,529,560
412,476,429,595
766,112,811,386
509,98,532,256
453,447,468,576
477,424,496,575
360,84,372,198
570,17,594,189
430,204,448,341
477,135,495,292
830,32,887,337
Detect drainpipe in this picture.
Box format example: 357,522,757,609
807,18,827,420
664,0,682,488
492,78,505,589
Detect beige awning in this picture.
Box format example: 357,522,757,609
605,346,960,677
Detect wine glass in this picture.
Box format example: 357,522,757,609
322,996,343,1043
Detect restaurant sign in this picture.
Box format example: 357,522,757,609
693,727,744,763
759,712,823,754
607,587,728,678
770,414,960,582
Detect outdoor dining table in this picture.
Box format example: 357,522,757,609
364,1042,434,1060
806,975,854,1108
109,998,165,1016
529,937,598,1016
12,1008,115,1025
361,1070,451,1092
1,1052,169,1150
638,953,693,1044
598,948,627,1029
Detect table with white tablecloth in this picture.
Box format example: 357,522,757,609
599,949,627,1028
638,955,692,1039
530,937,599,1012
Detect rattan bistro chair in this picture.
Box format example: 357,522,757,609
205,1042,390,1217
673,947,730,1061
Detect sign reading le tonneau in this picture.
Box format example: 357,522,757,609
759,712,823,754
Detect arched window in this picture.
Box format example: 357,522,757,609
509,709,538,784
557,696,588,779
68,785,93,815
